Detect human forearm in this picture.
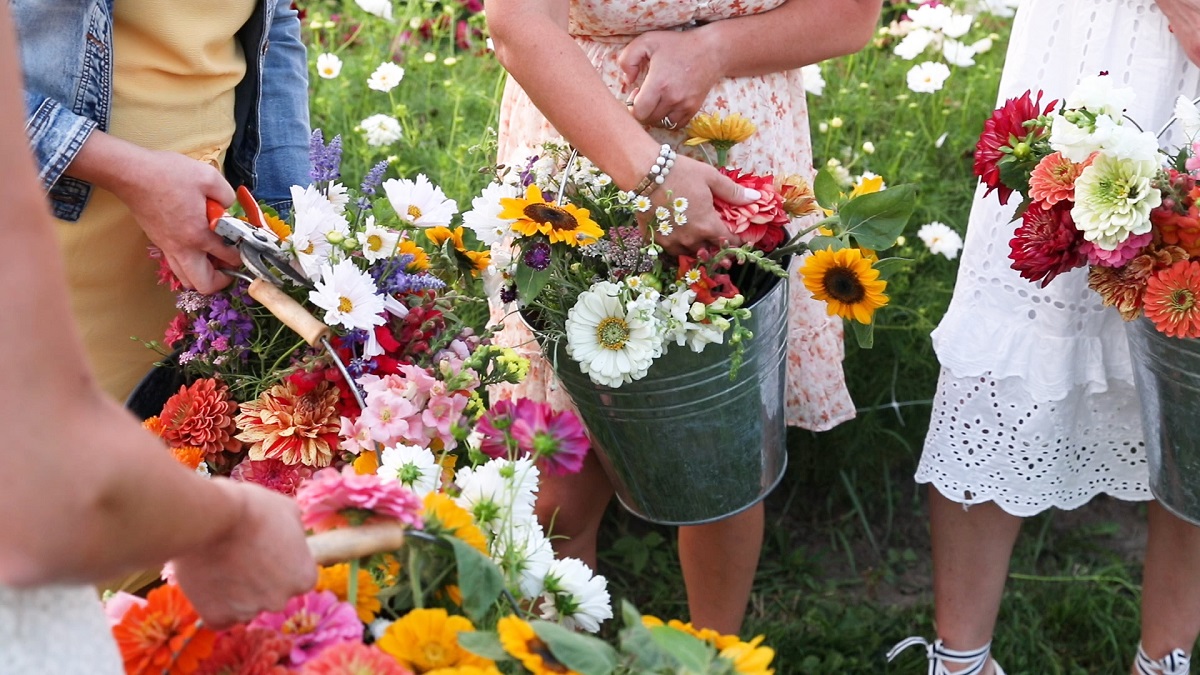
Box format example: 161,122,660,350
698,0,883,79
1156,0,1200,66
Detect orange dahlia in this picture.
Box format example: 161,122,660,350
158,378,240,454
1028,151,1093,208
776,174,822,219
236,379,341,467
1089,246,1189,320
112,583,217,675
1143,259,1200,338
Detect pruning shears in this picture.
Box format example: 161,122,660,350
207,186,312,290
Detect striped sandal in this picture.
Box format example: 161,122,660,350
1135,643,1190,675
887,637,1005,675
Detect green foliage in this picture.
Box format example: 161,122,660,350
450,537,505,622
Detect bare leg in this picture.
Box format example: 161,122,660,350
535,449,614,569
1133,501,1200,674
930,487,1023,674
679,502,764,635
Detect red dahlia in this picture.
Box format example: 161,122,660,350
975,89,1057,205
1009,201,1085,286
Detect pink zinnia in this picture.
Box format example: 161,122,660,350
295,466,425,533
231,458,314,496
1080,231,1153,267
249,591,361,666
1028,151,1094,208
509,399,590,476
475,400,518,459
299,642,413,675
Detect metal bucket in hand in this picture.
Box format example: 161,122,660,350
1127,317,1200,525
548,274,789,526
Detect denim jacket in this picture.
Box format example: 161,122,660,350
14,0,310,221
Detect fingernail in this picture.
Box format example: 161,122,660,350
743,188,761,201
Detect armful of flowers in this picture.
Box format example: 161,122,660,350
975,74,1200,338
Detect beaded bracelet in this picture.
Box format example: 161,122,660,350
631,143,677,197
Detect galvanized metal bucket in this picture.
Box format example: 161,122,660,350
546,274,789,526
1126,317,1200,526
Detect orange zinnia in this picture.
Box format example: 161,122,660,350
1143,259,1200,338
1028,151,1093,208
112,583,217,674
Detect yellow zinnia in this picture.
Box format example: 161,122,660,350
497,615,580,675
377,608,493,672
427,226,491,275
800,247,888,324
640,616,740,651
497,185,603,247
423,492,489,554
719,635,776,675
315,563,382,623
424,667,504,675
684,112,756,147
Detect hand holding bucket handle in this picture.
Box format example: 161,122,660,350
306,522,409,566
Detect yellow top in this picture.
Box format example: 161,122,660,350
57,0,256,401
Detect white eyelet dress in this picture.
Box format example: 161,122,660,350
916,0,1200,515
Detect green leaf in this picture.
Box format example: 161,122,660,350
515,255,553,304
872,257,909,281
449,537,504,623
807,235,845,253
532,620,618,675
457,630,510,662
850,318,876,349
649,626,717,671
837,184,916,251
813,168,842,208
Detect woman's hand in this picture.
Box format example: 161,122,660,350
618,29,724,131
1159,0,1200,66
649,154,758,255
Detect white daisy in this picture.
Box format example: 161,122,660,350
564,281,660,388
367,61,406,93
462,181,520,246
906,61,951,94
656,221,674,236
377,443,439,497
325,182,350,213
356,216,401,263
633,196,652,212
309,259,387,331
360,113,403,147
354,0,393,20
289,184,350,279
315,53,342,79
383,174,459,228
538,557,613,633
916,221,964,260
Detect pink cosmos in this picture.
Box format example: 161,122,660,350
249,590,362,666
1080,230,1153,267
509,399,590,476
295,466,425,533
299,642,413,675
475,399,518,459
231,458,314,496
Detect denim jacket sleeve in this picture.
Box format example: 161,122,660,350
254,0,311,217
24,91,100,221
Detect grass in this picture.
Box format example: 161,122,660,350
296,2,1161,671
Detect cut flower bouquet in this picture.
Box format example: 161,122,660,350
977,74,1200,338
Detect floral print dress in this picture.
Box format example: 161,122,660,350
491,0,855,431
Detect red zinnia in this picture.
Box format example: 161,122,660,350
112,583,217,675
159,378,241,455
975,89,1057,205
1143,260,1200,338
195,625,292,675
1009,201,1085,286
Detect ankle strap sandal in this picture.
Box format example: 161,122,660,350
1136,644,1190,675
887,637,1005,675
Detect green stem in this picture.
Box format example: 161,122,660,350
348,558,360,614
408,544,424,609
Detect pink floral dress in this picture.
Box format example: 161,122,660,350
492,0,855,431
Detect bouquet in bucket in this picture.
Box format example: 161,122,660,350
976,74,1200,338
111,130,780,674
471,113,914,389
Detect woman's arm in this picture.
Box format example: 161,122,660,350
1158,0,1200,66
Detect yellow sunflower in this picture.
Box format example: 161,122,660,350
427,226,492,275
423,492,489,554
398,238,431,272
315,563,382,623
497,185,603,247
718,635,776,675
497,615,580,675
376,608,493,672
800,247,888,324
264,212,292,240
684,112,756,147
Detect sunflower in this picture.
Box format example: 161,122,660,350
496,616,580,675
800,247,888,324
497,185,603,247
427,226,492,275
684,112,756,147
718,635,776,675
264,211,292,240
316,562,383,623
423,492,489,554
376,608,493,672
398,238,431,272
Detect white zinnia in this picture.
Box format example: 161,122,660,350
310,259,387,331
356,216,401,263
1050,112,1118,163
454,457,539,534
354,0,393,20
1071,155,1162,250
565,281,660,388
315,53,342,79
360,113,403,147
538,557,613,633
462,181,520,246
801,63,825,96
383,174,459,228
289,184,350,279
492,523,555,599
906,62,951,93
917,221,964,260
377,444,439,497
1065,75,1136,119
367,62,406,93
